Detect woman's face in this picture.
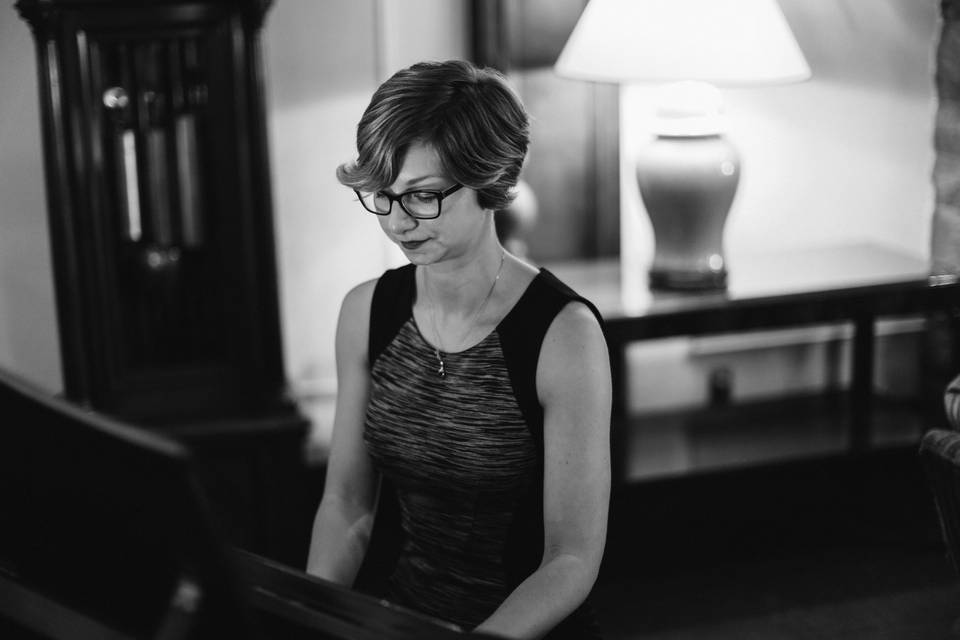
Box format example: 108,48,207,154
377,142,490,267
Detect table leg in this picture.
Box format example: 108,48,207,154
610,340,629,484
850,315,875,451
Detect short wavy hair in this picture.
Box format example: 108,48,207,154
337,60,530,212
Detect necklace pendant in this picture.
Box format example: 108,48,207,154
435,350,445,377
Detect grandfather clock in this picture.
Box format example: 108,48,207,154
17,0,309,563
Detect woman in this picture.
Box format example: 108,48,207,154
306,59,611,639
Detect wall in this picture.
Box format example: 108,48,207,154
263,0,470,450
619,0,940,412
0,11,61,393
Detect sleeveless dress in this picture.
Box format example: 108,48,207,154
362,263,605,638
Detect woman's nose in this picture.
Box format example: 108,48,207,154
386,205,417,234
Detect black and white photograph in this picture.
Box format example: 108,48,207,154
1,0,959,638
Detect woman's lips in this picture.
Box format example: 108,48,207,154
400,239,427,250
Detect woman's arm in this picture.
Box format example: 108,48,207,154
475,302,612,639
306,280,380,586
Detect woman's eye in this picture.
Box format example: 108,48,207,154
410,191,439,203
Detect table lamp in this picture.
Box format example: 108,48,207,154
555,0,811,290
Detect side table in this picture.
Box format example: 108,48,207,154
547,244,960,482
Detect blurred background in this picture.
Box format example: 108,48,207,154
1,1,958,637
0,0,941,451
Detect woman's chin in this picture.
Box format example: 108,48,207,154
400,249,435,265
398,241,439,263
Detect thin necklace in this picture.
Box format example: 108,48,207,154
424,250,506,377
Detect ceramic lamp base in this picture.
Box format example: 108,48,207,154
636,132,740,292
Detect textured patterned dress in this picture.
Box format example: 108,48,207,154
362,263,604,638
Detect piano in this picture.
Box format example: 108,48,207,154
0,368,495,639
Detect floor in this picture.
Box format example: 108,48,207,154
592,441,960,639
595,543,960,639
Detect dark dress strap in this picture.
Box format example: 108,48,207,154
497,267,607,450
368,263,416,367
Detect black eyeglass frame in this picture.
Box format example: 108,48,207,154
354,184,464,220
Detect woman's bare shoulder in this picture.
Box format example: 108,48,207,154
341,278,378,315
336,278,379,358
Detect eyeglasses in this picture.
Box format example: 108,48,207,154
354,184,464,220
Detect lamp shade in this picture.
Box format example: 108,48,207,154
555,0,811,86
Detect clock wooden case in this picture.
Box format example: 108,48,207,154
17,0,309,562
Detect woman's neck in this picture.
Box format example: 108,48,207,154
420,241,507,314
